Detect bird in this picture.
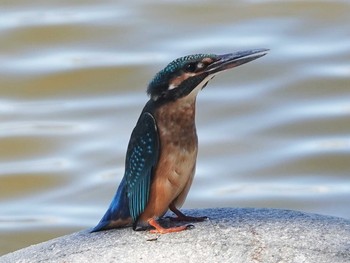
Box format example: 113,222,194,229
92,48,268,234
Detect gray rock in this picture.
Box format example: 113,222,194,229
1,208,350,263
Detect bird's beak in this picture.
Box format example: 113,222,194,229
207,48,269,74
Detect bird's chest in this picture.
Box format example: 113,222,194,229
154,99,198,185
155,99,198,155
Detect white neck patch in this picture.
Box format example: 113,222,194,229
186,74,215,100
168,83,177,90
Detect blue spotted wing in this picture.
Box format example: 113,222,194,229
125,112,159,222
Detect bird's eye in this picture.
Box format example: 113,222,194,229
184,62,197,72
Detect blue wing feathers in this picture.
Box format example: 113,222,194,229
92,112,159,232
91,178,130,232
126,112,159,222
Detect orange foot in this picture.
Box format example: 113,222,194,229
148,218,193,234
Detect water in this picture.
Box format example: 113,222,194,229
1,0,350,256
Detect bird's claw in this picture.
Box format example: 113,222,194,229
165,215,208,222
186,224,195,230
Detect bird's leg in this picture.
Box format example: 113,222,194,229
168,204,208,222
148,218,191,234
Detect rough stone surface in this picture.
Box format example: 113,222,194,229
1,208,350,263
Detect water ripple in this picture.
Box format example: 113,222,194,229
0,6,129,30
1,51,167,75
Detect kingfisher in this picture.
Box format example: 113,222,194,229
92,48,268,234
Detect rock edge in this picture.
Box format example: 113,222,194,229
1,208,350,263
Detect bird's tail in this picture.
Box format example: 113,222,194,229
91,178,132,232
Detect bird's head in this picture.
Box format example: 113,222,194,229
147,48,268,102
